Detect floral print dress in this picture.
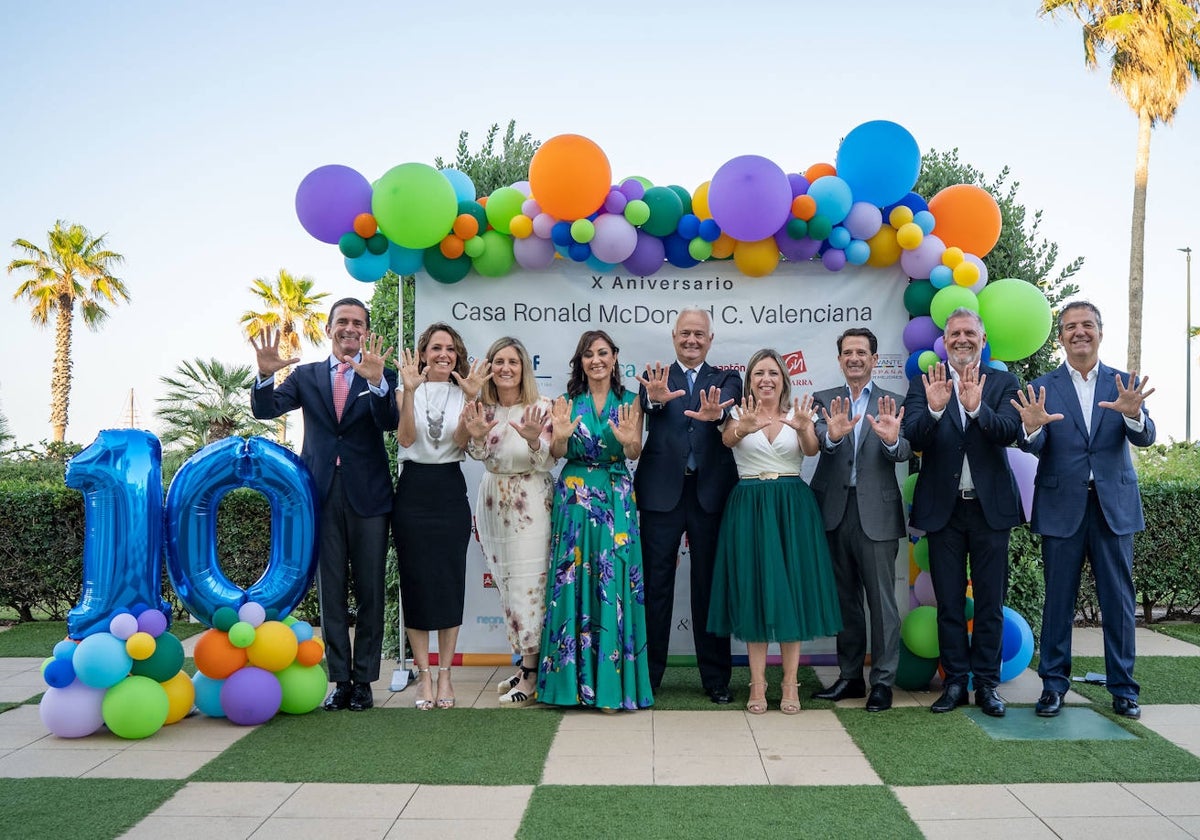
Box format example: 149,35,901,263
537,389,654,710
469,398,555,656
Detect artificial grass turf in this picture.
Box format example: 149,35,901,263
1054,655,1200,705
1152,621,1200,647
651,665,833,711
0,778,183,840
0,620,206,658
837,705,1200,786
191,706,563,785
516,785,922,840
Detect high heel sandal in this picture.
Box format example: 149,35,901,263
499,664,538,709
436,666,456,709
413,668,433,711
780,682,802,715
746,681,768,715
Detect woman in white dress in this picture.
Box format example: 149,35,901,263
462,337,555,707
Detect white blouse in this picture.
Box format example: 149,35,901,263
725,405,806,477
398,381,466,464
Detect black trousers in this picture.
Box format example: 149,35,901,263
317,471,389,684
641,474,731,690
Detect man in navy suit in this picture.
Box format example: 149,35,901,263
1012,300,1155,719
251,297,398,712
902,308,1022,717
635,308,742,703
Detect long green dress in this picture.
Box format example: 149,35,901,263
537,389,654,710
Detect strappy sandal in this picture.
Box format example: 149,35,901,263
499,664,538,709
746,681,768,715
780,682,802,715
497,669,522,695
436,666,456,709
413,668,433,711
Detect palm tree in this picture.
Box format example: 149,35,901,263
7,220,130,441
1040,0,1200,371
155,358,271,453
239,269,329,441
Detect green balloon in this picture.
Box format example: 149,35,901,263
228,621,256,649
624,199,650,227
667,184,693,215
807,214,833,242
212,606,239,632
929,285,979,328
977,278,1053,361
472,230,515,278
365,233,389,255
900,605,940,659
917,350,940,374
102,675,169,739
570,218,595,244
372,162,458,250
277,662,329,714
463,235,485,258
902,472,918,506
903,279,937,316
786,218,808,240
130,631,184,682
912,536,929,572
895,644,940,691
338,232,366,259
641,186,684,237
688,237,713,261
423,246,471,284
485,186,525,235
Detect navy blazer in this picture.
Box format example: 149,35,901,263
635,361,742,514
902,368,1022,532
251,359,399,518
811,384,912,541
1020,362,1155,538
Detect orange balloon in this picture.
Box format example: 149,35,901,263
193,628,248,679
440,235,465,259
295,638,325,667
927,184,1002,258
805,162,836,182
733,237,781,277
710,232,736,259
353,213,377,238
452,213,479,240
528,134,612,221
692,180,713,220
791,195,817,221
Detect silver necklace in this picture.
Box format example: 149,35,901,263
425,382,452,448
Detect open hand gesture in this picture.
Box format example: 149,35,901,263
635,363,686,405
684,385,734,421
956,364,986,413
550,396,582,444
510,403,549,445
609,401,644,448
781,394,816,433
1010,385,1064,434
460,399,497,441
921,362,954,413
733,395,771,439
865,395,904,445
452,357,492,401
346,331,394,387
251,329,299,379
1099,371,1155,419
399,348,425,392
820,395,862,444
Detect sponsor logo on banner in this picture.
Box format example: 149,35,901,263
476,615,504,630
482,573,496,589
782,350,807,375
875,354,908,386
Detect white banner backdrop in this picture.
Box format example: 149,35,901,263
413,260,911,659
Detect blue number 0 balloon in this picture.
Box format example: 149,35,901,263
65,430,169,639
165,436,318,625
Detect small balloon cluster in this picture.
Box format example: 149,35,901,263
39,607,190,739
190,601,328,726
890,478,1036,691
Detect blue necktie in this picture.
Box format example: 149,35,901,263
686,368,696,394
685,368,697,471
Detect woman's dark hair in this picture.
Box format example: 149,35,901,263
566,329,624,398
416,322,470,383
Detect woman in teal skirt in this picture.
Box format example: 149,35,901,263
538,330,654,711
708,348,842,714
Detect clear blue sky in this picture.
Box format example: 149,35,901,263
2,1,1196,445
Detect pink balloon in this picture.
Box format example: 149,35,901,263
900,234,946,280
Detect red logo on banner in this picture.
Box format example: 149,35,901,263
483,573,496,589
782,350,807,375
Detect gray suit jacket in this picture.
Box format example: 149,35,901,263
811,383,911,541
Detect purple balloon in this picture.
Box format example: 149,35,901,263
521,198,541,218
843,202,884,241
900,234,946,281
532,213,557,240
1006,448,1038,523
619,178,646,201
787,173,810,197
220,666,282,726
775,230,822,262
902,316,942,353
295,165,373,244
708,155,792,242
914,571,936,606
821,248,847,272
933,336,948,360
513,235,556,270
40,682,107,738
590,213,639,264
623,231,666,276
604,190,628,214
136,609,168,638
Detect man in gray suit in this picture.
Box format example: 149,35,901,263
810,328,910,712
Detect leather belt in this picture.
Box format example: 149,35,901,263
745,472,800,481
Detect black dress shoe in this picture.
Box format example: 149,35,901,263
930,683,968,713
349,682,374,711
323,682,352,711
1112,696,1141,719
865,684,893,712
706,685,733,704
976,686,1006,717
813,677,867,701
1035,690,1063,717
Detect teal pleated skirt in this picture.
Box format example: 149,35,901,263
707,476,842,643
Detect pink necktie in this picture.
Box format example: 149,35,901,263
333,362,352,421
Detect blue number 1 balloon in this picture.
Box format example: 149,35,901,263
65,430,168,639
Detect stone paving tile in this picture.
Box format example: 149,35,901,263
398,785,534,820
1124,781,1200,815
82,748,224,779
653,753,768,785
914,817,1059,839
761,754,881,786
894,784,1038,820
152,781,301,817
752,727,868,756
120,815,266,839
556,707,652,731
0,745,121,777
1007,782,1159,817
652,729,758,756
547,729,654,758
1171,815,1200,836
542,751,653,785
1040,815,1194,839
1074,626,1200,657
240,817,397,840
272,782,418,819
384,819,522,840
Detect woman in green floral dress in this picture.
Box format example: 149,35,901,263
537,330,654,711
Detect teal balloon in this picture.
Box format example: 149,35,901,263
388,242,424,275
365,233,389,255
895,645,940,691
344,251,389,283
130,631,184,682
666,184,693,215
977,278,1053,361
372,162,457,250
903,279,937,316
423,246,471,284
806,214,833,242
640,186,684,237
786,218,808,240
338,232,366,259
